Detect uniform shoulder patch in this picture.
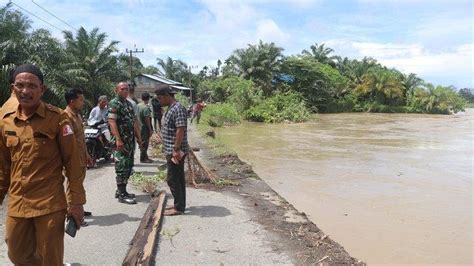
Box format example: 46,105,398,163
62,124,74,136
46,104,62,114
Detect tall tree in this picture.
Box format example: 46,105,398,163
302,43,338,67
401,73,423,104
156,56,188,81
141,65,162,76
225,40,284,95
62,27,119,108
0,3,31,65
355,69,405,105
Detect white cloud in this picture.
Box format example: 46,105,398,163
380,44,473,77
352,42,425,58
326,39,473,87
256,19,290,44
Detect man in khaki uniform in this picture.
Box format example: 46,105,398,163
64,88,93,222
0,64,85,265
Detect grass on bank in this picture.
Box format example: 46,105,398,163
193,108,237,157
465,102,474,108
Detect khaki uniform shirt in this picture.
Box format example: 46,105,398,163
0,102,86,218
64,106,87,168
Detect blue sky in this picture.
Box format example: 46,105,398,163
4,0,473,87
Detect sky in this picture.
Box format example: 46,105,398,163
4,0,474,87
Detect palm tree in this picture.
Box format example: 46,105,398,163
355,69,404,105
226,40,284,95
62,27,119,108
401,73,423,104
141,65,162,76
302,43,338,67
0,3,31,65
156,56,188,81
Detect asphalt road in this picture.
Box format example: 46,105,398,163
0,127,293,264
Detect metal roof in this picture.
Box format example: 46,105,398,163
139,73,181,85
171,85,193,91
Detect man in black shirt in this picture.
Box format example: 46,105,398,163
151,94,162,132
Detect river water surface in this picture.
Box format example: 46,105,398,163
215,109,473,265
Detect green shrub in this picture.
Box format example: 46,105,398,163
199,76,262,113
409,85,466,114
205,103,241,127
244,91,310,123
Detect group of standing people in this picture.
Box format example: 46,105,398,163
0,64,190,265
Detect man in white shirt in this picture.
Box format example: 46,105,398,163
88,95,108,126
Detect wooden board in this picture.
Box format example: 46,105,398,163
122,190,167,266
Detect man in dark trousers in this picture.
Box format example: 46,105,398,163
137,92,153,163
0,64,85,265
155,86,189,216
151,93,162,132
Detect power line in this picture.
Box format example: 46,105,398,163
10,1,65,32
31,0,78,31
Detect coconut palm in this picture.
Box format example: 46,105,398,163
0,3,31,66
401,73,423,104
62,27,119,108
355,69,404,105
302,43,338,67
226,40,284,95
156,56,188,81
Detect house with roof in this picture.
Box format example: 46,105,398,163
134,73,193,98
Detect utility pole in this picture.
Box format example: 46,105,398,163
125,46,144,87
188,65,198,102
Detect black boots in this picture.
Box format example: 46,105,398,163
116,184,136,204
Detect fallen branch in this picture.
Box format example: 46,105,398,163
186,149,219,185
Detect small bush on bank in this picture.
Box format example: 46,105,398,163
205,103,241,127
243,91,310,123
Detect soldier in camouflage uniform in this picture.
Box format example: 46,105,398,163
107,82,142,204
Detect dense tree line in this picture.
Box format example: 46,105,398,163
1,3,469,124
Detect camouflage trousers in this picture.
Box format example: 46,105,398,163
114,141,135,185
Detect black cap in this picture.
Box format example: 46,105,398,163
10,64,44,84
155,86,177,96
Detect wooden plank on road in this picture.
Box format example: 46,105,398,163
122,190,167,266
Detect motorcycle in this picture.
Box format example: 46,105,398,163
84,121,113,167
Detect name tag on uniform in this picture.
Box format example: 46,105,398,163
6,136,19,147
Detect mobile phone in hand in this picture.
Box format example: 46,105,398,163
65,218,78,238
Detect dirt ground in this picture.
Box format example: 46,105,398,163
188,130,365,265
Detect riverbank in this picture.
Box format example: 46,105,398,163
207,110,474,264
154,124,364,264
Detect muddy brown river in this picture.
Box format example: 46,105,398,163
215,109,473,265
